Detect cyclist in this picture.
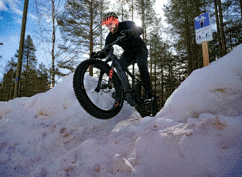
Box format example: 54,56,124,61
92,12,153,102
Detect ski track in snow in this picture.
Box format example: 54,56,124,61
0,44,242,177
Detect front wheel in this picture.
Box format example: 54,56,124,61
73,59,124,119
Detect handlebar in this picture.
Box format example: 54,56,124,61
91,35,127,59
104,35,127,50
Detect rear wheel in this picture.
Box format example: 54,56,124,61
73,59,124,119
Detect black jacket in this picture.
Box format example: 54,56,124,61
104,21,145,53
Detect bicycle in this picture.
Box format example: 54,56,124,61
73,35,158,119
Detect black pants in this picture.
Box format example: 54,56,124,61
119,45,151,93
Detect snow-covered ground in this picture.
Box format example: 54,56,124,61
1,44,242,177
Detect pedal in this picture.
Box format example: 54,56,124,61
144,97,154,105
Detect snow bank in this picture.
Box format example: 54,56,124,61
158,44,242,122
0,44,242,177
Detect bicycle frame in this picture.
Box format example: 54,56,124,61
110,49,141,106
95,35,141,106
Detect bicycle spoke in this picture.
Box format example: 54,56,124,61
83,67,116,110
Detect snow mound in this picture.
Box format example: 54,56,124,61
1,44,242,177
158,43,242,122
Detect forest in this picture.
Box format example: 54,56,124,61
0,0,241,110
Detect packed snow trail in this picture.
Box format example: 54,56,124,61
0,44,242,177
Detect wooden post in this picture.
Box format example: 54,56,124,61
202,41,209,67
14,0,29,98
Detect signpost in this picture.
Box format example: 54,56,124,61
195,12,213,67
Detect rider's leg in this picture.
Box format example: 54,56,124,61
119,51,133,68
134,46,152,99
120,48,153,101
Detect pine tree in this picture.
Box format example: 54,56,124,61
22,35,38,96
36,62,51,93
0,57,17,100
217,0,227,55
109,0,130,21
240,0,242,18
1,71,11,101
12,35,38,97
57,0,102,76
221,0,242,51
23,35,37,70
214,0,223,57
0,59,51,100
133,0,156,42
163,0,218,73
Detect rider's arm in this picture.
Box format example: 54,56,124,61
125,21,143,36
100,33,114,57
95,35,113,59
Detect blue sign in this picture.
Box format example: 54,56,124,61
195,13,210,30
195,12,213,44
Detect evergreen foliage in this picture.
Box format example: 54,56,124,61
163,0,241,73
1,0,241,112
57,0,104,76
57,0,102,57
0,35,51,101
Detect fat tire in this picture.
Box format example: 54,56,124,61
73,59,124,119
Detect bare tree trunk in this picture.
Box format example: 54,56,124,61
161,66,164,106
9,70,15,99
2,82,6,101
100,0,103,49
52,0,56,87
5,82,9,101
240,0,242,19
122,0,124,21
203,0,206,11
214,0,222,57
14,0,29,98
229,31,232,51
18,77,21,97
150,44,153,76
132,0,133,21
154,47,157,90
89,0,94,76
141,0,145,41
24,48,29,96
0,83,3,101
217,0,226,55
185,0,192,74
195,0,203,68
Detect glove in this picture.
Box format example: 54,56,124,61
91,51,106,59
91,46,113,59
91,52,98,58
120,29,136,38
97,51,106,59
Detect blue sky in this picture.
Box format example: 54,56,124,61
0,0,69,83
0,0,42,81
0,0,167,82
